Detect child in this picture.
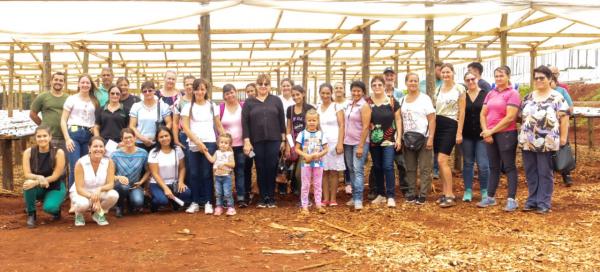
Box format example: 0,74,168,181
204,133,236,216
295,109,329,215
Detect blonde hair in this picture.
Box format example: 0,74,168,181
217,133,233,151
304,109,321,131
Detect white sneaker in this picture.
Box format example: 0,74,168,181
204,202,214,214
346,199,354,206
345,185,352,194
371,195,386,205
354,201,363,210
186,202,199,214
387,198,396,208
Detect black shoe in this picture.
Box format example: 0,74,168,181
150,204,158,213
238,201,248,208
115,207,124,218
405,195,417,203
27,212,36,228
536,207,550,214
51,213,61,221
367,191,377,201
522,205,537,212
257,201,267,208
416,196,426,205
563,175,573,187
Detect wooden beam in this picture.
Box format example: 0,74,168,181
302,41,309,88
341,62,347,88
83,50,89,74
42,43,52,92
200,14,212,89
108,42,113,69
266,10,284,48
535,22,575,47
371,21,406,58
8,44,14,117
18,77,22,110
530,47,536,87
362,19,371,93
425,10,436,99
500,13,508,66
325,49,331,83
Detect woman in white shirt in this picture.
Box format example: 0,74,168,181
148,126,191,212
181,78,224,214
70,136,118,227
60,74,100,188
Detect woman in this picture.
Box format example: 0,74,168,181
285,85,315,195
317,83,345,206
93,85,128,143
22,125,67,228
181,78,224,214
129,81,172,151
111,128,150,217
343,81,371,210
550,75,575,187
478,66,521,211
400,73,436,205
61,74,100,188
368,76,402,208
461,72,490,202
242,74,286,208
148,126,192,212
173,76,195,191
70,136,119,227
243,83,257,202
434,63,466,208
117,77,141,116
520,66,569,214
156,70,180,108
334,82,352,195
220,84,247,207
279,78,295,120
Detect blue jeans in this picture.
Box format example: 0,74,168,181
232,146,246,201
114,182,144,211
149,183,192,209
215,175,234,208
188,143,216,205
67,126,92,188
253,141,281,204
523,151,554,209
344,143,369,204
179,132,191,187
370,145,396,198
461,138,490,191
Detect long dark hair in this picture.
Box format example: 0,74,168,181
153,126,175,153
189,78,211,120
291,85,306,106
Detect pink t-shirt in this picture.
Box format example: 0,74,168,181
221,104,243,147
483,87,521,132
344,98,368,145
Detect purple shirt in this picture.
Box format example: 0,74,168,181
483,87,521,132
344,98,368,145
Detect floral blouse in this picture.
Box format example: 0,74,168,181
518,91,568,152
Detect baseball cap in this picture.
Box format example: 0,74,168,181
383,67,395,74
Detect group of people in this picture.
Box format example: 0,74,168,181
22,61,572,228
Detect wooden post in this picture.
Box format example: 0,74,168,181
1,84,5,110
425,11,436,99
288,63,292,79
136,62,141,94
589,117,595,148
476,44,483,62
302,41,309,89
108,43,113,69
530,47,537,88
63,64,69,94
500,13,508,67
18,77,22,110
313,75,318,104
83,50,89,74
362,19,371,93
406,61,410,73
200,14,213,98
124,64,129,78
325,49,332,83
8,44,14,118
1,139,14,190
342,62,347,89
42,43,52,92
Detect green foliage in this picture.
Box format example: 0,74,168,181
589,89,600,101
518,84,532,98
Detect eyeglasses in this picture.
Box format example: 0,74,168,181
109,92,121,96
257,82,269,87
142,89,154,94
534,76,547,81
465,78,477,82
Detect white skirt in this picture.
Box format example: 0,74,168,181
322,141,346,171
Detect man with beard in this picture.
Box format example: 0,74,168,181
30,72,69,150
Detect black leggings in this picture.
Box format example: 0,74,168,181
253,141,281,203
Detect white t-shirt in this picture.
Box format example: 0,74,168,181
318,102,342,144
63,94,96,127
181,101,219,145
279,95,295,120
435,84,465,120
129,99,171,142
213,150,234,176
148,147,184,185
401,94,436,137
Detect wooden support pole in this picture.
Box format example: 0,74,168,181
588,117,595,148
42,43,52,92
18,77,22,110
425,13,436,99
276,65,281,93
342,62,347,89
529,47,536,87
8,44,14,117
476,44,482,62
288,63,292,79
362,19,371,93
1,84,5,110
63,64,69,94
108,43,113,69
406,61,410,73
136,62,141,94
500,14,508,67
313,75,318,104
1,139,14,190
302,41,309,88
200,14,213,98
83,50,89,74
325,49,332,83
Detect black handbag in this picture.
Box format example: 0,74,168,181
553,144,576,172
399,97,428,152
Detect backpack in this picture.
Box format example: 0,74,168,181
219,101,244,120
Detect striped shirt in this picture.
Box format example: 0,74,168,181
111,147,148,185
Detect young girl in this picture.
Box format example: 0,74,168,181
204,133,236,216
295,109,329,215
285,85,315,195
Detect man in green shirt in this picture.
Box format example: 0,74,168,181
96,67,113,107
30,72,69,150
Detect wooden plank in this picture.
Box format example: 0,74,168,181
82,50,89,74
42,43,52,92
1,139,14,190
325,49,331,83
200,14,212,92
588,117,594,148
302,41,308,88
500,14,508,67
341,62,346,88
530,47,536,87
8,44,14,118
425,15,436,99
362,19,370,93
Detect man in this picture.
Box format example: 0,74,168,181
383,67,404,101
550,66,574,187
467,62,492,92
419,61,443,94
97,67,113,107
30,72,69,151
